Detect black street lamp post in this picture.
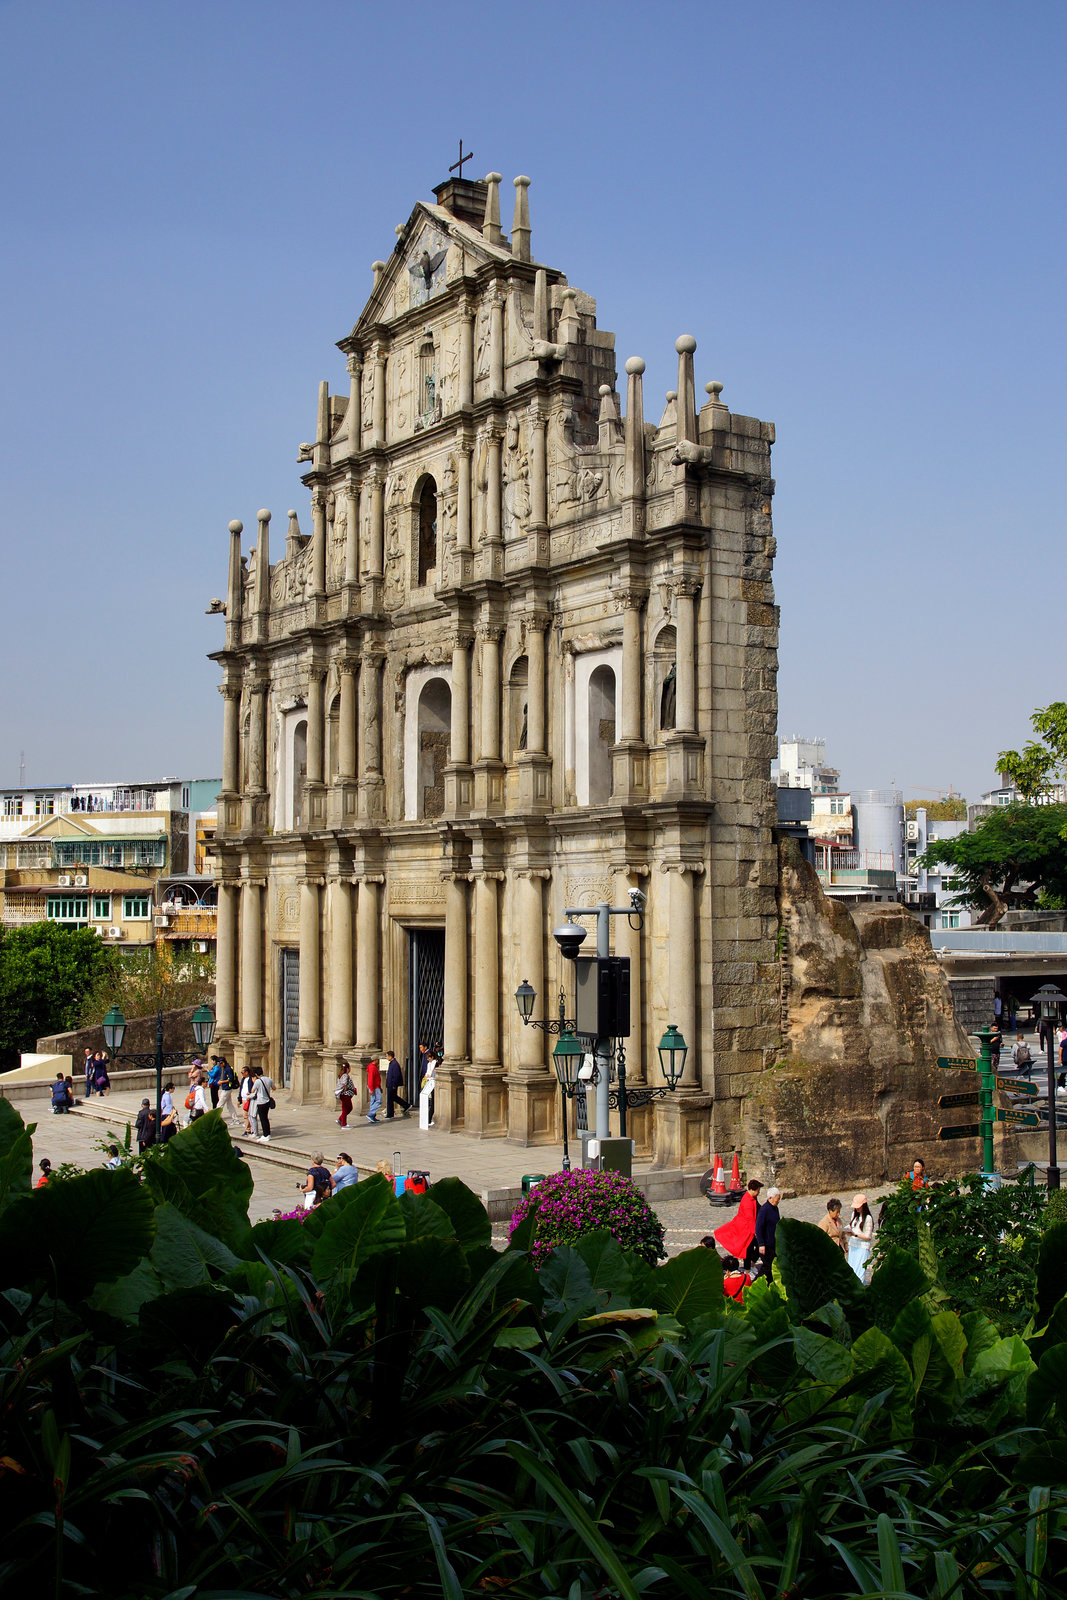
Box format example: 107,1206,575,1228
608,1024,689,1137
1030,983,1064,1190
102,1003,217,1147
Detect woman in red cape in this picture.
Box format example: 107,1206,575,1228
713,1179,762,1260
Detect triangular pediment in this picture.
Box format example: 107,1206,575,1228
25,814,101,839
349,201,517,339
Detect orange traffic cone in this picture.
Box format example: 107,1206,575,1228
728,1152,741,1191
710,1153,726,1194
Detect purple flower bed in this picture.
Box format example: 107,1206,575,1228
509,1168,667,1268
272,1205,313,1223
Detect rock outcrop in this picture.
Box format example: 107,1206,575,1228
743,841,1013,1189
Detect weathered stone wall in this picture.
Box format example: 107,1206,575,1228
37,1007,207,1063
742,842,1014,1189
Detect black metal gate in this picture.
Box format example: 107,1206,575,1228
408,928,445,1084
280,947,299,1088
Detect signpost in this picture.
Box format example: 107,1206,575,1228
939,1123,982,1141
996,1108,1041,1128
938,1092,979,1110
936,1056,978,1071
935,1028,996,1174
996,1077,1038,1098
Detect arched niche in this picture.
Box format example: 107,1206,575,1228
416,475,438,587
508,655,529,759
651,623,678,737
416,677,450,819
291,720,308,828
587,664,616,805
326,691,340,782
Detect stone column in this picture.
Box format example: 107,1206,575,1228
338,658,358,780
676,583,697,733
485,429,502,546
249,677,267,793
299,880,321,1042
620,597,643,742
472,873,499,1064
456,441,472,551
458,299,474,408
344,481,360,585
367,474,384,578
220,682,240,792
307,667,325,784
526,615,546,753
530,408,547,527
346,354,362,454
479,626,501,762
668,866,699,1087
451,639,470,765
444,876,468,1060
328,878,353,1045
515,872,545,1069
355,878,380,1048
372,347,386,446
675,334,698,445
358,649,384,818
216,882,238,1034
238,882,262,1036
489,288,505,397
311,491,327,598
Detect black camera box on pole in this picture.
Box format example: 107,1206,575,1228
575,956,630,1038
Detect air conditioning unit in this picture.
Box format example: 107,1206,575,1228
154,914,170,928
905,820,920,842
73,874,88,887
57,874,72,887
108,927,123,939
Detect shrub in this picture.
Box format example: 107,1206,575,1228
509,1168,666,1267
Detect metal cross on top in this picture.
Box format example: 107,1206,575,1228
449,140,473,181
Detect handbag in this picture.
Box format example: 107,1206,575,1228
268,1096,277,1110
184,1091,196,1110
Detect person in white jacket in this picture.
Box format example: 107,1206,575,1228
847,1194,875,1281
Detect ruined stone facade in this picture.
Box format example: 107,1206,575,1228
209,172,781,1168
752,842,1015,1187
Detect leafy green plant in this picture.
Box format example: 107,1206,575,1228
508,1168,667,1266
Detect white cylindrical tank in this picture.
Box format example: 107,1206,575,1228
852,789,904,873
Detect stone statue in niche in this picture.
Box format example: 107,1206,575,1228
440,455,457,544
384,473,406,607
328,502,346,590
361,370,375,436
518,702,528,750
660,663,677,730
474,305,491,382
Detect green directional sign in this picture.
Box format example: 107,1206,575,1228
939,1123,981,1140
938,1092,980,1109
995,1108,1042,1127
936,1055,978,1071
996,1077,1038,1097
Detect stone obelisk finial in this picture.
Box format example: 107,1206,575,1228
253,509,271,620
313,380,330,470
511,176,531,261
623,358,647,500
226,519,243,647
482,173,504,247
675,335,698,444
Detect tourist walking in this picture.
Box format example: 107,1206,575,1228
418,1048,437,1129
754,1186,781,1275
713,1179,762,1264
91,1051,111,1097
216,1057,240,1123
817,1198,848,1253
384,1050,410,1119
365,1056,382,1123
83,1046,95,1097
335,1061,356,1128
989,1023,1003,1072
909,1158,928,1191
251,1067,274,1141
188,1079,208,1122
207,1056,222,1108
846,1194,875,1280
135,1099,156,1153
1012,1033,1033,1078
238,1066,255,1134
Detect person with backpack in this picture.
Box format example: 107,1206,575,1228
1011,1033,1033,1078
250,1067,274,1141
216,1057,240,1124
334,1061,356,1128
298,1151,333,1209
50,1072,72,1114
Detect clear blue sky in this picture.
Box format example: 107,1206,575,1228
2,0,1064,801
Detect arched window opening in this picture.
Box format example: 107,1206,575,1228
326,693,340,782
418,338,436,419
292,720,308,829
587,665,616,805
418,477,438,587
417,678,451,819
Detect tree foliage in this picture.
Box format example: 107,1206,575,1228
3,1106,1067,1596
919,801,1067,925
0,922,114,1069
904,796,967,821
998,700,1067,800
77,941,215,1027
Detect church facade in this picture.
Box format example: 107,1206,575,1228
209,171,781,1168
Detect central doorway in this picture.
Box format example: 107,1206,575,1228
408,927,445,1087
279,947,299,1087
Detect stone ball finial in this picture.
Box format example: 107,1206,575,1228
599,383,612,396
485,172,503,184
561,286,576,301
395,224,405,238
706,381,725,401
228,519,243,535
514,174,530,188
624,357,646,376
675,334,697,355
287,509,297,519
257,509,271,523
666,390,678,401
